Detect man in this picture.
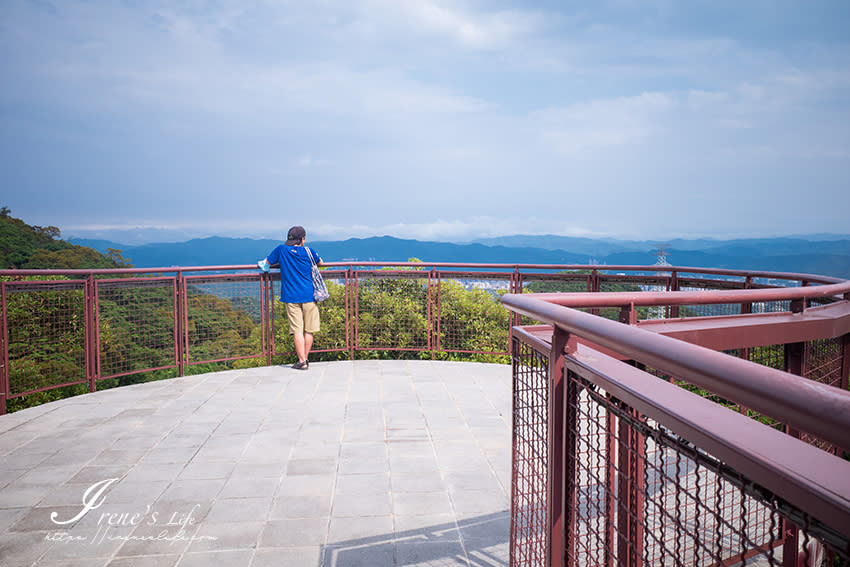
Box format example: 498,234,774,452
258,226,323,370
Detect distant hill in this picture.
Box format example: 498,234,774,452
71,236,589,268
472,234,850,257
469,235,647,256
0,210,129,269
70,234,850,278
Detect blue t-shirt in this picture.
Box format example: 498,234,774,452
265,245,322,303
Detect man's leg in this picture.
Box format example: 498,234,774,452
304,332,313,360
301,302,320,366
293,332,307,363
286,302,309,367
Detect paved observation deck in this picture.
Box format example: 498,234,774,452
0,360,512,567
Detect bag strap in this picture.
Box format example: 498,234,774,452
306,247,317,266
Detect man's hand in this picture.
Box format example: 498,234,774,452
257,258,270,272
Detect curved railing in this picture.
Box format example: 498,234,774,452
502,292,850,449
1,262,847,415
500,274,850,566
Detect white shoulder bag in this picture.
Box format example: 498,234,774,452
306,248,330,302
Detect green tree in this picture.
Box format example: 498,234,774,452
0,208,132,269
434,280,510,362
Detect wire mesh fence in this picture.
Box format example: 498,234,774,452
564,371,850,567
3,280,88,395
96,277,178,378
184,275,263,365
504,280,850,567
353,270,433,352
517,272,593,327
437,272,513,355
1,265,846,417
642,336,849,458
269,269,351,356
510,335,551,567
806,337,846,389
502,268,850,566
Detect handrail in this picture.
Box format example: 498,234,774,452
564,344,850,540
1,263,844,285
500,292,850,451
531,280,850,307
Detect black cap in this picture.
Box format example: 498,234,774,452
285,226,306,246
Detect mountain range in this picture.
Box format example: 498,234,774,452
70,234,850,278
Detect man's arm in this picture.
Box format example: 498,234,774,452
309,247,324,267
258,246,281,272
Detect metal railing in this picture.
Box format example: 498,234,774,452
1,262,845,415
501,279,850,567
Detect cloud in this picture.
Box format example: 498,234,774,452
309,218,599,242
63,216,602,244
394,0,543,50
534,92,674,155
310,0,547,54
4,0,850,240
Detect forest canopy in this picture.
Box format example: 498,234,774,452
0,207,131,269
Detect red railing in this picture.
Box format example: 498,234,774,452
3,261,518,412
1,262,844,415
501,279,850,567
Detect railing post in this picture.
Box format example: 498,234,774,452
512,268,522,331
605,399,617,567
736,275,754,371
177,271,185,377
270,272,278,358
263,271,273,367
513,268,523,325
741,275,754,315
346,268,354,360
590,270,600,317
669,270,679,318
549,327,570,567
782,338,807,567
87,275,97,393
616,406,645,567
353,270,360,354
563,358,583,567
619,303,637,325
841,332,850,392
433,269,439,357
1,281,7,415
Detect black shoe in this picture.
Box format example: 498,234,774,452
291,360,309,370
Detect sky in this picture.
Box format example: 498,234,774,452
2,1,849,245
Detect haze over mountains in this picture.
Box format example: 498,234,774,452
70,234,850,279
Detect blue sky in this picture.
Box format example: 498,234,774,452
2,1,849,244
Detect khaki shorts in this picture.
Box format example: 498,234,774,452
284,302,320,335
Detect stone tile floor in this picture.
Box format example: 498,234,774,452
0,360,512,566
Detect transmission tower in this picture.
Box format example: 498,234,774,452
654,244,671,267
648,244,672,320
